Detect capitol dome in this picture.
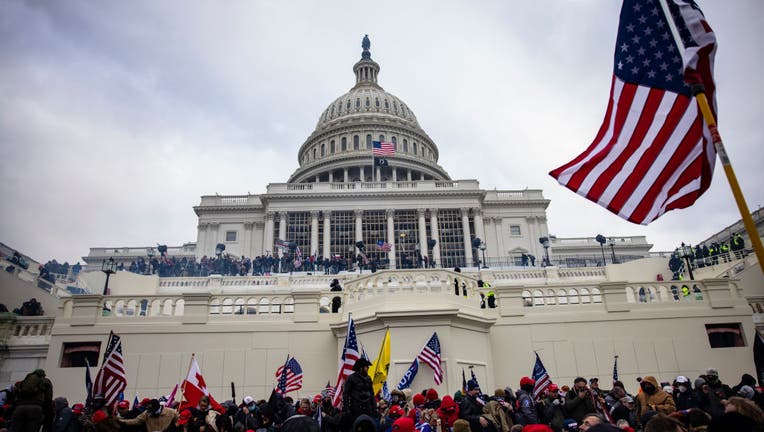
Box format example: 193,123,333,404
289,36,450,184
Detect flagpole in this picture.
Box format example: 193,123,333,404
181,353,194,402
658,0,764,276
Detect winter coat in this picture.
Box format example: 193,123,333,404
437,395,460,431
565,388,596,423
481,401,513,432
514,389,539,425
119,406,179,432
342,371,375,419
635,376,676,418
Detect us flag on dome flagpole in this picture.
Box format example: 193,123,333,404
93,332,127,408
417,332,443,385
332,314,359,407
531,352,551,399
275,356,303,394
549,0,717,225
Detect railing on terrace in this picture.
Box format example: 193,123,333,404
264,180,482,195
482,254,646,269
58,272,747,326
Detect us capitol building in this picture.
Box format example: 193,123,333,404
0,37,761,402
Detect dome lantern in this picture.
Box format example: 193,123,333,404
353,34,381,89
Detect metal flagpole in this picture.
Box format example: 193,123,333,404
658,0,764,276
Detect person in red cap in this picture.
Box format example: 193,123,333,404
174,409,193,431
391,416,415,432
437,395,460,430
516,377,540,426
115,399,143,432
541,383,565,431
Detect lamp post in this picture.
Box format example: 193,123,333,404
146,248,155,274
595,234,607,265
609,238,618,264
680,243,695,280
479,241,488,269
101,257,117,314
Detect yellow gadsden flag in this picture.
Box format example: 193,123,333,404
368,328,391,396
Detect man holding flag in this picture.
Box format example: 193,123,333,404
342,357,375,428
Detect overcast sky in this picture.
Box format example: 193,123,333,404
1,1,762,265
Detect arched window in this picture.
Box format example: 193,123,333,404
392,136,397,151
365,97,370,108
321,143,325,157
522,290,532,307
379,134,385,142
246,298,257,315
330,105,335,116
533,290,544,306
393,101,398,112
355,98,360,108
375,97,380,107
568,289,580,304
580,288,591,304
413,143,418,155
330,140,335,154
346,100,351,110
366,134,372,149
591,288,602,303
353,135,360,150
384,99,390,109
546,290,556,305
341,137,347,151
557,290,569,304
403,139,408,153
312,148,316,160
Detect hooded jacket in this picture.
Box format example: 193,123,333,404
437,395,460,430
635,376,676,418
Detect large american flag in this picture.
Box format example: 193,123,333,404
93,332,127,408
275,356,303,394
417,332,443,385
531,352,551,399
332,315,359,407
372,141,395,156
550,0,717,225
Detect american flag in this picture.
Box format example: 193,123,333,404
321,381,336,399
93,332,127,408
550,0,717,225
532,352,551,399
417,332,443,385
372,141,395,156
332,315,359,407
275,356,303,394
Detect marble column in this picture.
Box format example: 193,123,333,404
310,211,320,257
322,211,331,258
376,166,381,182
278,211,287,257
461,208,474,267
208,223,219,254
360,166,365,182
407,169,412,181
392,167,397,182
417,208,428,263
243,222,254,258
485,217,497,256
197,222,208,257
328,171,333,182
430,209,441,267
355,209,363,253
264,213,275,254
315,175,320,183
473,208,486,243
387,209,396,269
496,217,506,258
344,168,349,183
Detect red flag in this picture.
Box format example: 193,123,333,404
550,0,717,225
181,355,223,412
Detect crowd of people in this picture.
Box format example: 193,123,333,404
667,233,748,280
122,253,387,278
3,363,763,432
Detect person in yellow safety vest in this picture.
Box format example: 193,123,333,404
681,285,690,298
486,290,496,308
720,243,730,262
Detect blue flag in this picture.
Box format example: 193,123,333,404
381,381,391,402
84,358,93,407
397,358,419,390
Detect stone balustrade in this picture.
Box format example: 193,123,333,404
57,270,747,327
